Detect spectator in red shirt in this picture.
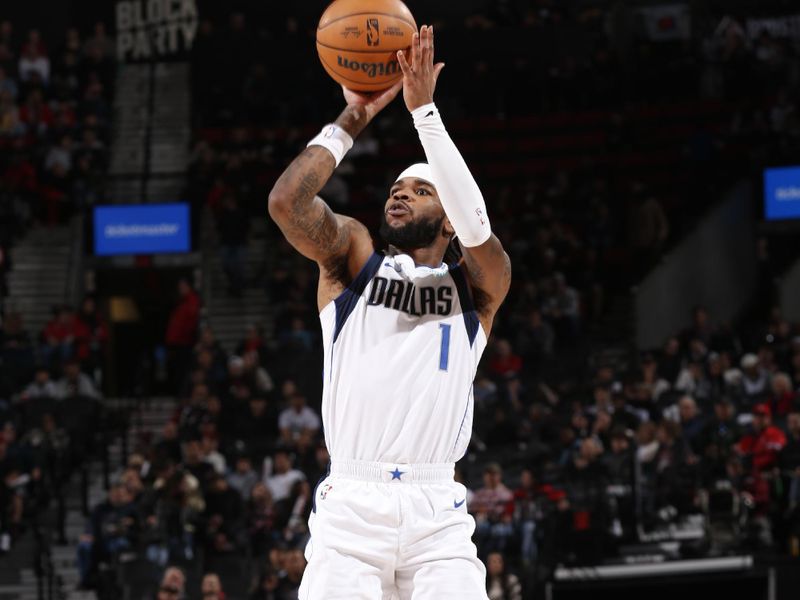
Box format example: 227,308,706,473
737,402,787,522
165,278,201,393
738,403,788,475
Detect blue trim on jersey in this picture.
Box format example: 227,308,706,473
451,387,473,460
449,264,480,347
333,252,384,344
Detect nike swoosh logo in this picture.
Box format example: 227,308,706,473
425,111,434,118
454,498,466,508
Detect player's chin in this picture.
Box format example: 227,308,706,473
385,214,411,226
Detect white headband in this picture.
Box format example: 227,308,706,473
395,163,436,188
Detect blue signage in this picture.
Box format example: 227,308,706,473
764,166,800,221
94,203,191,255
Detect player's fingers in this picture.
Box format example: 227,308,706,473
433,62,445,84
410,31,421,67
421,25,431,62
397,49,411,74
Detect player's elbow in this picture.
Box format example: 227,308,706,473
267,188,290,223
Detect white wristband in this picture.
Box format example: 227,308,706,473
306,124,353,168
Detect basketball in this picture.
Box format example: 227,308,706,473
316,0,417,92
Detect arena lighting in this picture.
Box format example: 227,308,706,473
553,555,754,581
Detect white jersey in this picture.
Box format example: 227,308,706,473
319,251,488,465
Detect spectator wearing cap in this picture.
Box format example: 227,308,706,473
740,353,770,405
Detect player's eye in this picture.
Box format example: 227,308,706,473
416,188,429,196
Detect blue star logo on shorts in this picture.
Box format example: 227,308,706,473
389,467,405,481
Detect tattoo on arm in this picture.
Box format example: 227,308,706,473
270,147,350,261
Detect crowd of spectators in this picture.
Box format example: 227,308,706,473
0,1,789,598
0,20,113,313
0,290,112,561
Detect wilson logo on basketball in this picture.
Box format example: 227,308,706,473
337,55,400,78
366,18,380,46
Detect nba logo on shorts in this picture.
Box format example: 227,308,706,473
366,19,380,46
320,483,333,500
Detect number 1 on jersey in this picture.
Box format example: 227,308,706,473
438,323,451,371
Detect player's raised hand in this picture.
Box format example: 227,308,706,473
397,25,445,112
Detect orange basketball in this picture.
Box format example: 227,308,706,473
316,0,417,92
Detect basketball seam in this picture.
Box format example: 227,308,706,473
319,53,400,88
317,40,408,54
318,12,417,31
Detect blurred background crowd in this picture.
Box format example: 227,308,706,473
0,0,799,599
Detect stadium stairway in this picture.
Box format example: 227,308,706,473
5,218,82,337
107,62,190,204
200,207,277,355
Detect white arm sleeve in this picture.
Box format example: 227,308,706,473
411,103,491,247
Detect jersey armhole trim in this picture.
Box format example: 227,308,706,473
332,251,384,343
449,263,480,347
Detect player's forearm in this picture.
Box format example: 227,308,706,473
411,103,491,247
268,145,334,218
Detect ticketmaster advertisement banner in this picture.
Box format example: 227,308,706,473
764,165,800,221
94,203,191,255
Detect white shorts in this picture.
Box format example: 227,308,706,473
299,460,488,600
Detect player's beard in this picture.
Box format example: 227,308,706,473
379,214,444,251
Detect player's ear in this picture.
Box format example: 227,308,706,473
442,216,454,237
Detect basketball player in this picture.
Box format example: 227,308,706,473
268,25,510,599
